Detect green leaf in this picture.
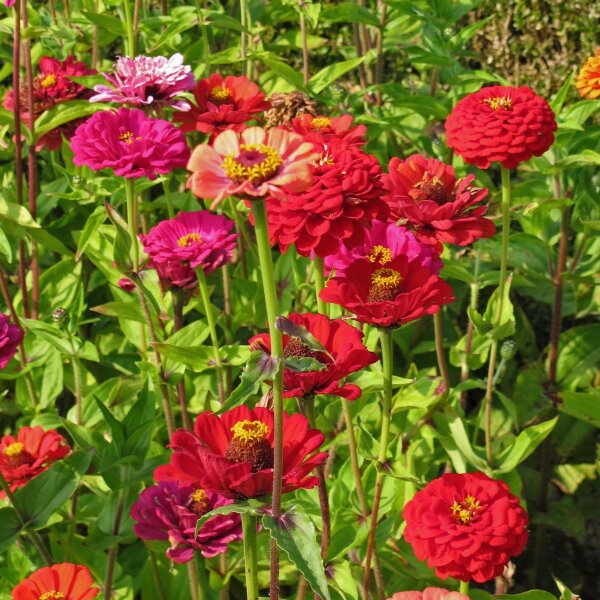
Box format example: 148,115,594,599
551,71,575,114
321,3,379,26
258,54,307,91
309,57,367,94
437,410,489,472
556,324,600,389
284,356,326,372
0,507,21,552
105,201,133,273
558,391,600,428
495,417,558,474
82,11,126,35
262,507,331,600
154,343,251,371
34,101,108,140
275,316,333,359
76,206,107,261
496,592,558,600
20,319,74,355
91,301,146,323
194,498,267,537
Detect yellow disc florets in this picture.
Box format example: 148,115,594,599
4,442,24,457
222,144,283,185
226,420,273,472
177,232,203,247
190,488,209,514
39,592,65,600
211,85,231,101
230,420,270,445
367,245,392,265
367,267,403,302
450,495,482,525
118,131,142,144
40,73,57,88
483,96,512,111
311,117,332,130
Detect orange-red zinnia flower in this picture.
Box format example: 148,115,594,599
186,126,318,207
0,426,71,494
12,563,99,600
445,85,556,169
402,472,529,583
576,50,600,99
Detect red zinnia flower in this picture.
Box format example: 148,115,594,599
402,472,529,583
174,73,270,136
154,406,327,499
387,589,468,600
0,426,71,494
0,312,23,369
12,563,99,600
131,482,243,563
289,113,366,147
445,85,557,169
187,126,317,207
383,154,495,248
576,50,600,99
266,140,389,257
320,255,454,328
249,313,379,400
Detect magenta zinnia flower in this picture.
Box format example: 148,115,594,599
70,108,190,179
0,312,23,369
141,211,238,275
131,482,242,563
90,54,195,110
324,220,442,276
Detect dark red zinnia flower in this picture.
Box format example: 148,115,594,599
154,406,327,499
383,154,495,248
0,426,71,495
3,55,96,151
11,563,99,599
445,85,557,169
249,313,379,400
289,113,367,147
266,139,389,257
131,482,243,563
174,73,270,136
319,255,454,328
402,472,529,583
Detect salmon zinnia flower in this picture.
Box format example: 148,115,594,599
0,426,71,494
576,50,600,99
187,126,318,207
0,312,23,369
289,113,367,147
11,563,99,600
445,85,556,169
402,472,529,583
249,313,379,400
387,589,469,600
154,406,327,499
131,482,243,563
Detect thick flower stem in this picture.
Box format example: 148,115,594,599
172,291,192,429
72,357,84,425
341,400,369,516
363,327,394,600
242,514,259,600
187,560,201,600
104,477,128,599
125,179,140,273
484,166,511,466
162,178,175,219
196,267,225,404
123,0,135,56
313,256,328,316
433,311,450,393
250,200,284,600
299,12,309,86
459,581,470,596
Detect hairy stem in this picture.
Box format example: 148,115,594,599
433,311,450,393
299,11,309,85
123,0,135,56
104,479,128,598
242,514,259,600
313,256,328,316
459,580,470,596
172,291,192,429
125,179,139,273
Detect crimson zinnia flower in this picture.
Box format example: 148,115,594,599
387,589,468,600
154,406,327,499
3,55,96,151
445,85,557,169
576,50,600,99
266,140,389,257
131,482,243,563
0,426,70,494
403,472,529,583
289,113,367,147
71,107,190,179
12,563,99,600
174,73,270,135
0,312,23,369
90,53,195,109
383,154,495,248
320,255,454,328
187,126,317,207
249,313,379,400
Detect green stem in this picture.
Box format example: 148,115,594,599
341,399,369,516
313,256,327,316
162,178,174,219
433,310,450,393
242,514,259,600
125,178,139,272
187,559,201,600
123,0,135,56
240,0,248,75
484,166,511,466
195,267,225,404
72,357,84,425
459,580,470,596
104,472,128,599
363,328,394,599
196,554,208,600
250,200,284,600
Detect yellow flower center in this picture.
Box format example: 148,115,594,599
177,232,203,247
211,85,231,101
190,488,209,514
40,74,57,88
451,495,482,525
483,96,512,110
367,267,403,302
415,174,447,203
222,144,283,185
311,117,332,130
225,420,274,473
367,245,392,265
4,442,24,457
230,420,270,445
118,131,142,144
39,592,65,600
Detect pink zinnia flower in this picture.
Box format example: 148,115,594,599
387,589,469,600
187,126,318,208
131,482,242,563
325,220,442,276
70,108,190,179
0,312,23,369
141,211,238,275
90,54,195,110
